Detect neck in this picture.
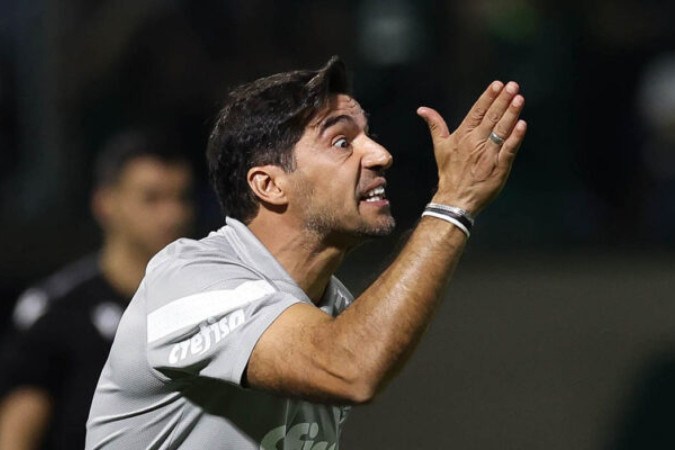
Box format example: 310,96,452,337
248,216,347,304
99,236,152,299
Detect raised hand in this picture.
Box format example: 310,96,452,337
417,81,527,216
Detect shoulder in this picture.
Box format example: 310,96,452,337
146,234,261,286
143,234,276,309
11,255,101,330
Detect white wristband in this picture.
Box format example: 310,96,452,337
421,210,471,238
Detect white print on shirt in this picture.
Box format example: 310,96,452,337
260,422,336,450
168,309,245,364
147,280,274,343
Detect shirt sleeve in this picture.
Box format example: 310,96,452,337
145,260,305,386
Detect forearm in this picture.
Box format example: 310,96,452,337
327,216,466,398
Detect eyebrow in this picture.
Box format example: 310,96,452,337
318,114,370,136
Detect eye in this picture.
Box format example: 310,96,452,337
333,137,350,149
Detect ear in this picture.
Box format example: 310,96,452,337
247,165,289,206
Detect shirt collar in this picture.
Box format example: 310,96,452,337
218,217,311,303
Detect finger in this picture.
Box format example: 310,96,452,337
477,81,520,135
417,106,451,147
488,94,525,149
496,120,527,174
459,81,504,130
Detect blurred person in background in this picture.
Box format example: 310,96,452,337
0,129,194,450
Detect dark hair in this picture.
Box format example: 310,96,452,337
94,128,189,188
206,56,350,223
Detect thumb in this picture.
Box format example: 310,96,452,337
416,107,451,146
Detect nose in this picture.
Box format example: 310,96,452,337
362,137,393,171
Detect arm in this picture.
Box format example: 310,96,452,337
247,81,527,404
0,388,53,450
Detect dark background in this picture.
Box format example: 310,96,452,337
1,0,674,448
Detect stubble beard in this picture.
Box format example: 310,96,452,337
292,175,395,245
301,192,396,242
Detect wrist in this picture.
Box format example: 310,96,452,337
430,193,479,218
421,202,475,238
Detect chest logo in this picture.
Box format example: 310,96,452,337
260,422,336,450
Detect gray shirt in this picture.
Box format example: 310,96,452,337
86,218,353,450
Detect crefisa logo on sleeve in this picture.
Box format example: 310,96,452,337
168,309,245,364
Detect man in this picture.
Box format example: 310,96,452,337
86,57,526,449
0,130,194,450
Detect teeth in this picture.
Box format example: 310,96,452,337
363,186,386,202
365,186,385,198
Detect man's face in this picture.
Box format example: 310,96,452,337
285,94,395,245
97,156,194,257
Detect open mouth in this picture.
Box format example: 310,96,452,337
361,186,387,203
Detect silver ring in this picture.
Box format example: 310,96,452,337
489,131,505,146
